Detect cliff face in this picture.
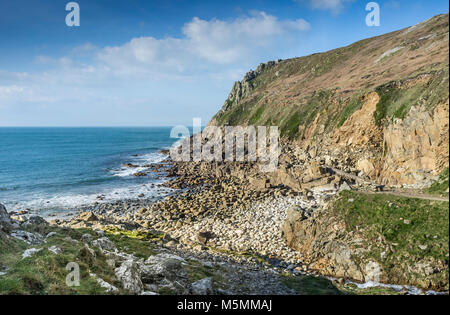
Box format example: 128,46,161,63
209,14,449,187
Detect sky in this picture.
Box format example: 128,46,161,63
0,0,448,126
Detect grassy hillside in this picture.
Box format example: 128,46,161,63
210,14,449,139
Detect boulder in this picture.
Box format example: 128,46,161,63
142,253,186,283
25,216,48,226
356,159,376,177
92,237,116,252
196,231,214,245
0,203,12,232
190,277,213,295
78,212,98,222
115,260,143,294
11,230,43,245
81,233,94,244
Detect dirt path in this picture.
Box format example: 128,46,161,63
327,166,449,202
366,190,449,202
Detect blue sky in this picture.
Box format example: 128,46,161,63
0,0,448,126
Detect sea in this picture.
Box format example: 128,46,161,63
0,127,179,216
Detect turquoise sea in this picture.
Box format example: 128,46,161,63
0,127,177,215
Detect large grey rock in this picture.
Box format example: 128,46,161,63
191,277,213,295
0,203,12,231
115,260,143,294
81,233,94,244
23,216,48,226
11,230,43,245
0,203,10,223
142,253,186,282
92,237,116,251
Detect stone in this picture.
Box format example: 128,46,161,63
356,159,376,177
81,233,94,244
0,203,12,232
90,273,119,293
191,277,213,295
196,231,214,245
92,237,116,251
339,181,352,192
48,246,62,254
418,245,428,251
115,260,144,294
22,248,43,259
45,232,57,239
141,291,159,295
25,216,48,226
0,203,11,224
142,253,185,282
78,212,98,222
11,230,43,245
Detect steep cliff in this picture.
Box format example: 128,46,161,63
209,14,449,187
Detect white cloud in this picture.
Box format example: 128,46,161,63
0,85,24,96
97,11,310,72
0,11,311,125
299,0,354,14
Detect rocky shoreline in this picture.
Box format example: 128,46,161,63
36,142,447,294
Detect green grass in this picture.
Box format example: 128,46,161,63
0,226,166,295
332,191,449,290
373,70,449,126
104,229,162,259
280,90,334,139
249,105,266,125
0,230,121,295
336,91,365,128
428,168,449,196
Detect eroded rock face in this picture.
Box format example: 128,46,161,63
381,101,449,186
282,205,366,283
